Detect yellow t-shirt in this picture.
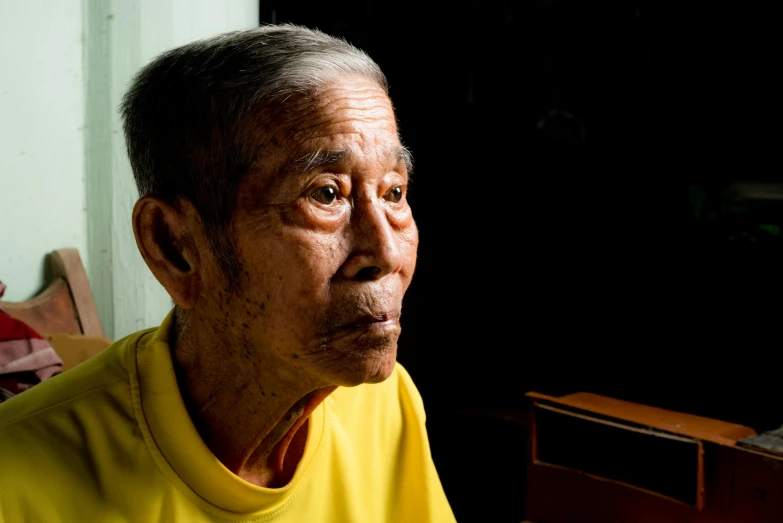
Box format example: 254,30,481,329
0,312,455,522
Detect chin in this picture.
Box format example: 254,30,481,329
307,325,401,386
331,346,398,387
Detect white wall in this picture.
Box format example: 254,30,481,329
0,0,87,301
1,0,259,339
85,0,259,339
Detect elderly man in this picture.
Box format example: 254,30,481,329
0,24,455,522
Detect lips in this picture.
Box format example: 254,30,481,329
314,292,403,337
313,308,402,352
348,312,399,327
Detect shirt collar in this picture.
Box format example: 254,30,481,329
131,308,326,514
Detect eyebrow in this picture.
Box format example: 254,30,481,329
296,148,347,173
293,145,414,175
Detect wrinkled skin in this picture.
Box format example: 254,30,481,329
229,74,418,388
134,74,418,487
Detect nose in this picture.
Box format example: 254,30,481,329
341,194,402,281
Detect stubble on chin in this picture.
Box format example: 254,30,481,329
304,325,400,386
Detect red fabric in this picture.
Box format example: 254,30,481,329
0,309,45,343
0,281,63,398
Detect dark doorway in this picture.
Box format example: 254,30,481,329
260,2,783,521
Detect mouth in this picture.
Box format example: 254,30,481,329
346,312,400,328
316,311,402,344
310,310,402,358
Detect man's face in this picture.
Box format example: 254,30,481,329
209,75,418,387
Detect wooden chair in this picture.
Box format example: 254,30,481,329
1,248,104,338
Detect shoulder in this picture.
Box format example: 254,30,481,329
0,327,153,433
0,328,158,516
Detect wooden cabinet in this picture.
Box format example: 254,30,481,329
525,391,783,523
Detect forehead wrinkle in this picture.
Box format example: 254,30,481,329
312,81,392,111
283,91,395,142
268,78,407,178
287,107,395,142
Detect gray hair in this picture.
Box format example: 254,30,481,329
120,24,389,285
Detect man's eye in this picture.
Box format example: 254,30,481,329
385,186,404,203
311,186,339,205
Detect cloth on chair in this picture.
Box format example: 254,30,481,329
0,281,63,402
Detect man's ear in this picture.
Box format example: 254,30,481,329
132,196,202,309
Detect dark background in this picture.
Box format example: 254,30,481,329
261,2,783,521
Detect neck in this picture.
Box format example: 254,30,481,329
172,308,335,487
